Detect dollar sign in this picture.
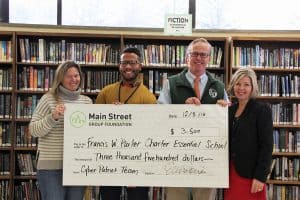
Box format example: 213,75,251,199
170,128,174,135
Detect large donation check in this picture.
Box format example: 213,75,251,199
63,104,228,188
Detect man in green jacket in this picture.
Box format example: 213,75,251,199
158,38,228,200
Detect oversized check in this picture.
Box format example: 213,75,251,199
63,104,228,187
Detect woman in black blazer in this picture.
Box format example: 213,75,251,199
224,68,273,200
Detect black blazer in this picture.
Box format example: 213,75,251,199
229,98,273,182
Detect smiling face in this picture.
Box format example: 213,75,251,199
233,75,253,102
119,52,142,84
62,67,81,91
186,42,211,77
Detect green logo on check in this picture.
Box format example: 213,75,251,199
70,111,86,128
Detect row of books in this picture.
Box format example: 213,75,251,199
16,66,180,95
143,70,224,95
16,65,226,94
273,129,300,153
16,124,37,147
233,45,300,69
267,185,299,200
270,103,300,125
0,40,12,62
269,157,300,181
0,152,9,175
0,68,12,90
19,38,119,65
16,95,40,119
19,38,224,67
84,187,165,200
149,187,165,200
18,66,55,91
0,180,10,200
17,66,121,92
84,187,224,200
84,186,100,200
151,71,167,94
258,74,300,97
16,65,173,94
15,65,113,92
83,70,119,93
126,44,223,68
16,153,37,176
14,180,40,200
0,122,11,146
0,94,11,119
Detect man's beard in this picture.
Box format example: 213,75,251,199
120,69,140,82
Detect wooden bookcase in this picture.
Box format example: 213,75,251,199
0,31,14,200
230,37,300,199
4,30,300,200
0,31,230,199
13,32,122,200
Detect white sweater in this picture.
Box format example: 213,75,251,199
29,86,92,170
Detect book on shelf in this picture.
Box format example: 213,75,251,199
0,68,12,91
14,180,40,200
210,46,223,68
0,69,2,90
16,125,37,147
24,38,30,63
16,153,37,176
270,102,300,125
233,45,300,69
0,180,10,200
0,152,10,175
267,184,299,200
273,129,300,153
0,94,11,119
0,40,12,62
267,158,277,180
0,122,11,146
16,95,41,119
20,38,122,64
125,43,223,68
271,156,299,181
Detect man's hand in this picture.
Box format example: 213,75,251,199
112,101,123,105
185,97,201,105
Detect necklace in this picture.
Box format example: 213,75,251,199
118,82,140,104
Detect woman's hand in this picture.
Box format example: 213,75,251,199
251,178,264,193
217,99,231,107
52,103,65,120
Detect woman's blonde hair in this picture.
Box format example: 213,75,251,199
49,61,83,100
227,67,259,98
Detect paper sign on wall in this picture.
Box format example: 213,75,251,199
164,14,192,36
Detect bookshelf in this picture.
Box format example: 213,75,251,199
230,37,300,199
0,30,230,199
0,31,14,200
13,32,122,200
5,29,300,200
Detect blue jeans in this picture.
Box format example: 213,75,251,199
37,170,85,200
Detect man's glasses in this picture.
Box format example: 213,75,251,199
120,60,140,66
189,52,210,58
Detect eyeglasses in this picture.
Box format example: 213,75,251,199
120,60,140,66
189,52,210,58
